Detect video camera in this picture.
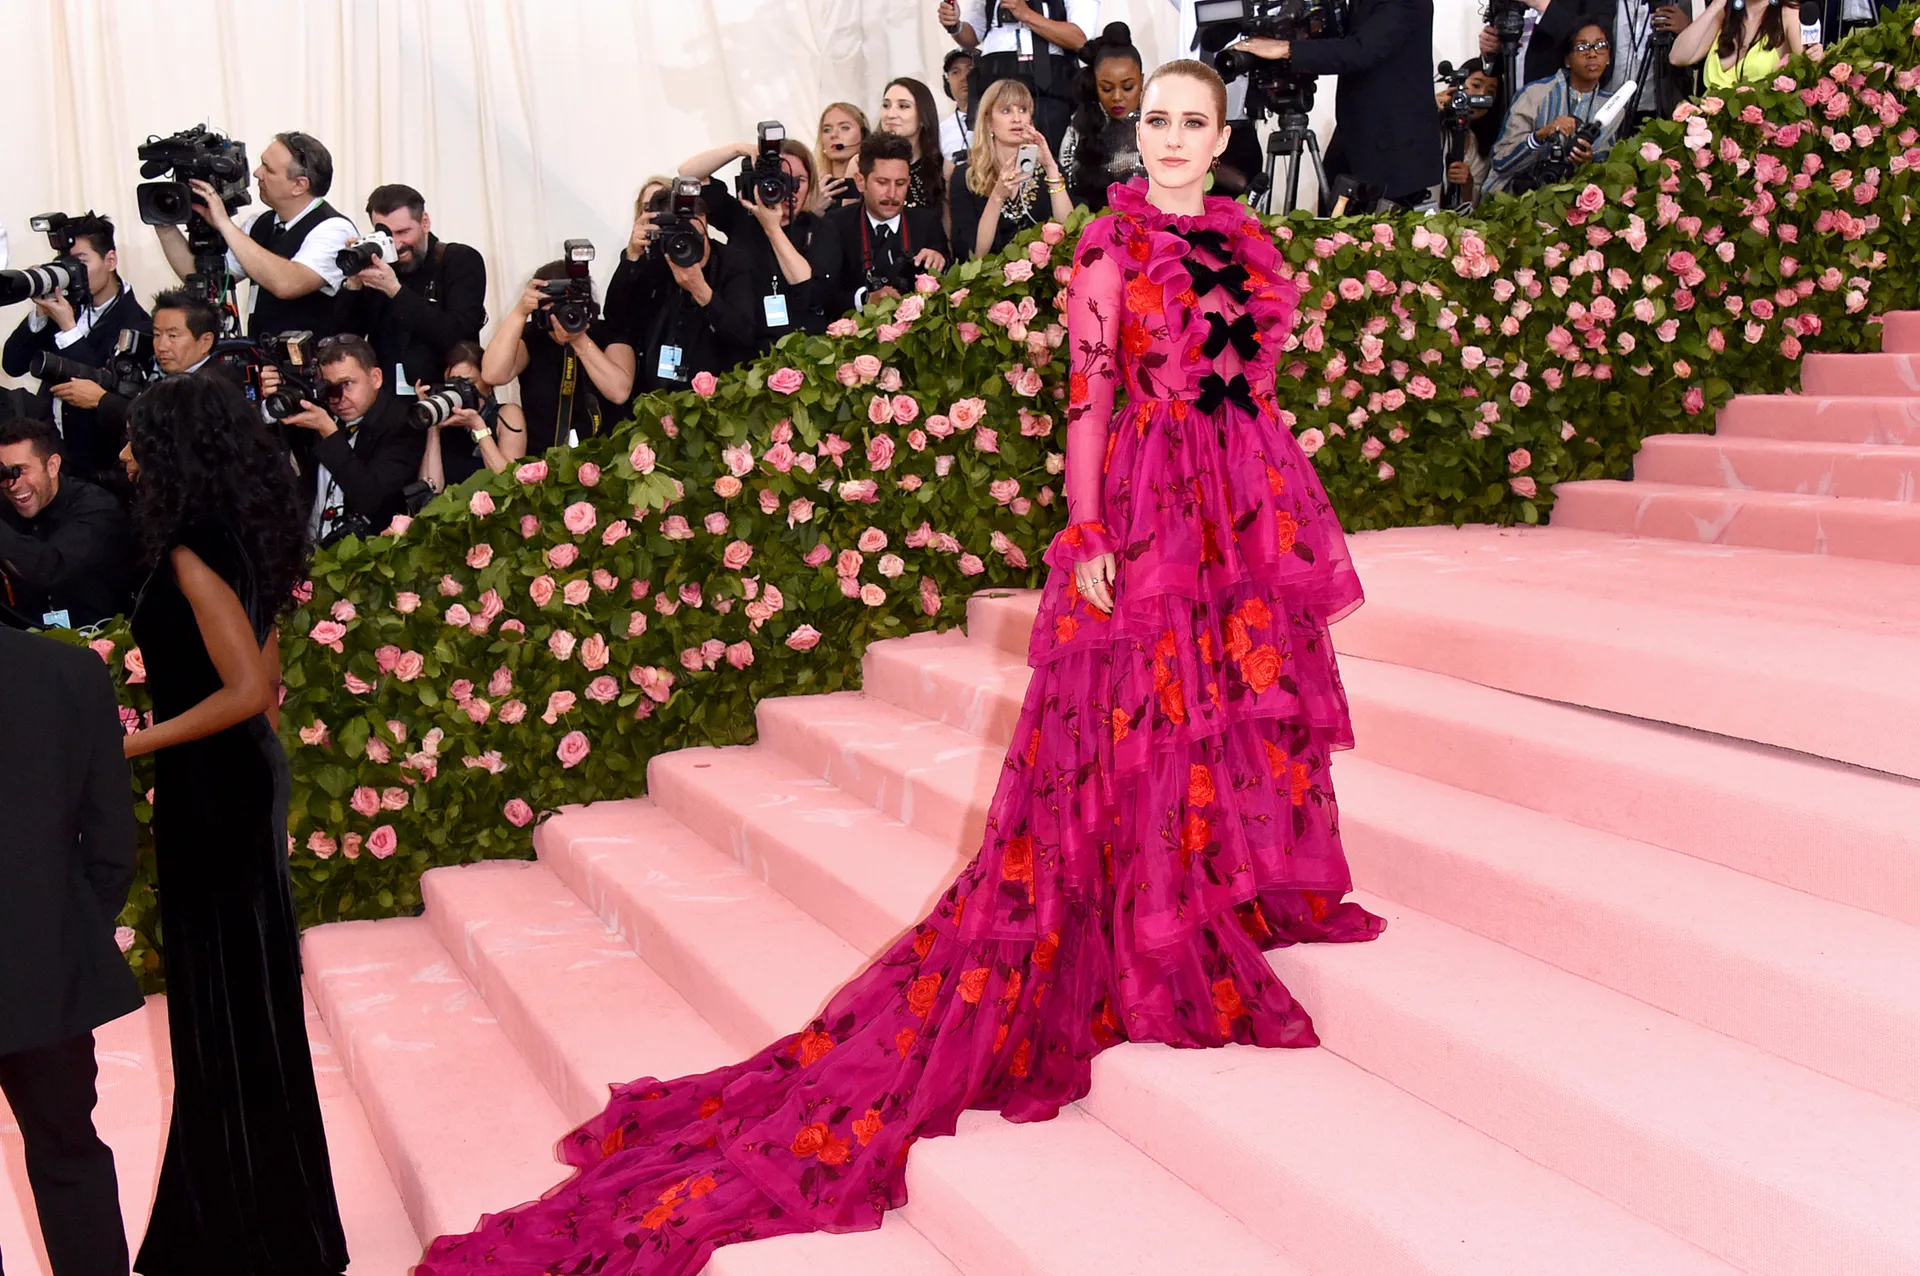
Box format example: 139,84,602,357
410,377,482,429
1437,60,1498,211
735,121,798,209
337,227,398,277
1518,78,1636,192
0,213,97,311
29,330,158,401
535,239,599,335
135,125,251,228
648,178,709,269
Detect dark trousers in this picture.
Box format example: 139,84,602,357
0,1033,128,1276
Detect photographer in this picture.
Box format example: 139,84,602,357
623,185,756,396
944,0,1098,152
941,50,977,160
677,139,826,355
809,134,952,322
481,262,634,454
95,288,228,440
331,184,487,392
1435,62,1504,207
155,132,356,338
272,335,425,544
1487,23,1630,193
2,216,152,485
605,178,673,334
0,418,137,629
1481,0,1691,114
417,342,525,493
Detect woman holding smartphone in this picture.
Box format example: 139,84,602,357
948,77,1073,260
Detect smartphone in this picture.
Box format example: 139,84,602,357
1016,144,1039,179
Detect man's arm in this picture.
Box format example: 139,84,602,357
153,223,198,281
1285,0,1421,77
2,314,55,377
383,243,488,353
703,250,762,352
74,653,137,920
1013,0,1089,51
0,499,129,599
309,417,425,523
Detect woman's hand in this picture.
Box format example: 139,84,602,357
1022,123,1060,177
992,160,1027,204
514,280,548,317
626,210,657,260
1075,553,1116,614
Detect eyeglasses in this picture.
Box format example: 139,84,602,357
1572,39,1611,52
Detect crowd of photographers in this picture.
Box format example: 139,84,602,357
0,0,1895,634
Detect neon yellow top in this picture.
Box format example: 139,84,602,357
1702,38,1784,89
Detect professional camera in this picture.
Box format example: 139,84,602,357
252,331,338,421
0,212,95,311
409,377,482,429
864,252,918,298
1436,61,1497,210
648,178,709,269
1198,0,1347,85
28,329,158,400
0,462,23,485
135,125,251,227
534,239,599,335
1516,78,1637,192
336,227,398,276
735,121,797,208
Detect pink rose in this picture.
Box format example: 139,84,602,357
867,434,896,470
1011,367,1042,397
838,479,880,503
837,549,865,578
768,366,804,395
891,395,920,425
469,490,496,517
704,512,730,536
576,462,602,487
804,543,832,568
543,690,578,724
562,579,591,606
1508,448,1532,473
661,516,694,540
722,443,755,477
1027,239,1052,266
860,583,887,606
713,476,743,499
351,786,381,818
723,540,754,570
867,394,895,426
788,498,814,525
1510,476,1538,499
1041,221,1065,245
439,574,464,597
1574,184,1605,214
516,460,549,485
679,582,704,608
878,554,905,578
499,699,527,724
467,544,494,569
629,443,656,474
826,318,859,338
691,370,718,398
585,675,620,703
1509,382,1533,407
725,641,754,670
384,515,412,537
602,519,630,546
449,677,475,703
1683,386,1706,415
1377,462,1396,482
503,799,534,828
758,489,780,514
975,427,999,453
1003,259,1035,284
299,720,330,747
520,514,540,539
785,625,822,651
958,553,985,576
344,671,375,695
563,501,597,535
580,633,610,671
308,832,337,859
549,630,578,662
368,825,398,859
88,637,115,664
957,322,982,344
488,667,513,697
530,575,556,606
309,620,347,651
925,413,953,439
1409,376,1437,400
331,599,357,623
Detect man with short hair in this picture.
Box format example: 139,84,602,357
331,183,488,392
275,335,424,544
622,187,757,397
154,131,357,338
0,623,142,1276
940,48,978,159
95,287,227,440
2,216,152,485
0,418,137,629
807,134,951,322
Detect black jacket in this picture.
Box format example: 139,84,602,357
714,213,825,357
806,203,951,324
1290,0,1444,199
0,627,142,1056
332,235,488,389
294,390,426,541
2,289,153,483
0,477,138,629
616,243,756,397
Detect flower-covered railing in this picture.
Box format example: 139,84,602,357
84,11,1920,986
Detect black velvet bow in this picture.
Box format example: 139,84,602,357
1202,312,1261,361
1195,372,1256,416
1180,228,1234,259
1186,258,1251,303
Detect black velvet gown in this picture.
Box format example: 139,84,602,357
129,523,348,1276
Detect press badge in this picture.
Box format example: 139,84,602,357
656,344,685,381
763,293,791,328
41,609,70,629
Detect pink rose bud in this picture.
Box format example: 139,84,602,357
785,625,822,651
768,366,804,394
577,462,602,487
469,490,496,517
503,798,534,827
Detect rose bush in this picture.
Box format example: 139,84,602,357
74,11,1920,988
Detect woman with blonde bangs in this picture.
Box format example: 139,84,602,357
813,102,867,210
419,57,1380,1276
949,76,1073,260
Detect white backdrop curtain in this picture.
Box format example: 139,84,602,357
0,0,1488,360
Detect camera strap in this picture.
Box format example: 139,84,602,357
556,349,604,443
859,215,912,277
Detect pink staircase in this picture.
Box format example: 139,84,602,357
1552,316,1920,562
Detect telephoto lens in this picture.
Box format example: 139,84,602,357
0,261,80,307
409,378,482,428
28,351,107,387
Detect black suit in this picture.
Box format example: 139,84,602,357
331,234,488,389
1,289,153,484
295,390,426,543
0,626,142,1276
1289,0,1444,203
806,203,951,326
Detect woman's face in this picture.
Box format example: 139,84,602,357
1137,74,1228,193
880,87,919,140
990,95,1033,146
1465,70,1499,120
1096,57,1143,119
821,109,862,164
1566,25,1612,82
447,360,486,392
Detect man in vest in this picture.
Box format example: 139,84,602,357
945,0,1098,152
153,131,357,339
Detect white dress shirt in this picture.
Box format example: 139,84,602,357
960,0,1101,58
226,198,356,313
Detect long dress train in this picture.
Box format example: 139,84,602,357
418,178,1382,1275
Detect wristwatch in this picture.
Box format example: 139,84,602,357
470,426,492,444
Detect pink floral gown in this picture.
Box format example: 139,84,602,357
416,179,1382,1275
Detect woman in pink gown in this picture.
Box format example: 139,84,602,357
417,59,1381,1276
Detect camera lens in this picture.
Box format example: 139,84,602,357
336,241,382,275
0,263,75,307
410,389,465,429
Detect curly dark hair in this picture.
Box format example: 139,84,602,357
126,374,312,620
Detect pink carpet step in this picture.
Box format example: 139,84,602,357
1333,526,1920,781
1551,477,1920,563
1274,898,1920,1276
1634,433,1920,500
1340,656,1920,928
1803,351,1920,396
1336,756,1920,1107
1883,311,1920,353
1714,394,1920,446
860,626,1033,743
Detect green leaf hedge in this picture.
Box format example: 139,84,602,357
76,11,1920,988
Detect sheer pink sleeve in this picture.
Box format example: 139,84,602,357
1060,231,1124,543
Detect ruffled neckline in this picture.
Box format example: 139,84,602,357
1105,177,1252,236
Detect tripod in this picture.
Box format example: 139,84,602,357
1260,106,1330,216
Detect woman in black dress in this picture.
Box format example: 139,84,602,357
878,76,947,214
119,375,347,1275
948,77,1075,260
1060,23,1146,212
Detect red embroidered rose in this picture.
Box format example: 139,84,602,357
906,973,943,1017
791,1122,831,1158
1121,321,1152,355
853,1109,885,1146
1274,510,1298,554
1110,707,1131,743
1002,835,1034,883
1263,738,1288,778
1189,764,1216,807
697,1095,723,1119
1034,931,1060,969
796,1029,835,1067
959,967,990,1004
642,1202,676,1229
1025,728,1041,766
1237,598,1272,630
912,927,936,959
1291,760,1313,806
1160,680,1188,724
817,1132,854,1166
1056,615,1079,643
1070,371,1090,404
1011,1038,1033,1078
688,1174,718,1199
1242,644,1282,694
1223,615,1253,662
1213,977,1248,1018
896,1026,918,1058
1182,812,1211,855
